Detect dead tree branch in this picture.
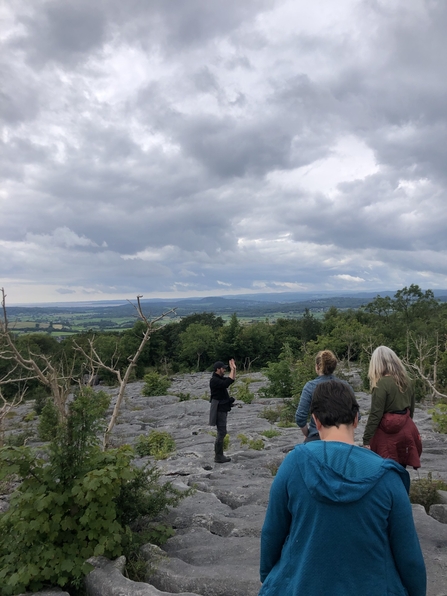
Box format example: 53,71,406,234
74,296,176,449
0,387,26,446
403,332,447,400
1,287,75,421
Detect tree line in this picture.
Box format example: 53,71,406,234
2,284,447,406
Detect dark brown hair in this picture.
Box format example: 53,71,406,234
311,380,359,428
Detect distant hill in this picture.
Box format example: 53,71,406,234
7,289,447,322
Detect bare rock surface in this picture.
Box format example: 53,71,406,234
7,371,447,596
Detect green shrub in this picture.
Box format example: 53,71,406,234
277,420,296,428
235,379,255,404
429,403,447,433
5,430,34,447
123,521,175,582
259,405,282,424
223,434,230,450
277,398,299,425
135,431,175,459
37,398,59,441
32,386,52,415
264,460,282,476
410,473,447,512
208,432,229,450
248,438,264,450
142,372,171,397
175,392,191,401
237,433,249,445
0,387,188,595
259,344,295,399
261,429,281,439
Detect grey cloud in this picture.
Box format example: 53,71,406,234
13,0,107,67
109,0,272,53
193,67,220,94
0,64,41,124
2,0,447,302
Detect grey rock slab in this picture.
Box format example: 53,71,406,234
85,556,201,596
19,592,70,596
7,373,447,596
412,505,447,596
145,528,261,596
163,489,235,529
429,504,447,524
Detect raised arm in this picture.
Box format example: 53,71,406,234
229,358,236,381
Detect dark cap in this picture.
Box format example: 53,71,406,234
213,361,227,371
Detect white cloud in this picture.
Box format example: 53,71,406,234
333,274,365,283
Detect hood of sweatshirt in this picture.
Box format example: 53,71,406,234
296,441,409,504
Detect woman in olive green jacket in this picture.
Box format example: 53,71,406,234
363,346,422,468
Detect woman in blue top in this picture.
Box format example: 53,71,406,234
295,350,338,442
260,380,426,596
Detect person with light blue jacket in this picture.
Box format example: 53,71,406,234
260,379,426,596
295,350,339,442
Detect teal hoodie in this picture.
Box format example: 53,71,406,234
259,442,426,596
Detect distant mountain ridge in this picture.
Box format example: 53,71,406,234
7,289,447,323
10,289,447,309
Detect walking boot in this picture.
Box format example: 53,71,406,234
214,441,231,463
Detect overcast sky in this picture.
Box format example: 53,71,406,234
1,0,446,305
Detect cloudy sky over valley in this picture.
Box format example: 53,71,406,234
1,0,446,304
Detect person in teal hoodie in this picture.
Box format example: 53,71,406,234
259,379,426,596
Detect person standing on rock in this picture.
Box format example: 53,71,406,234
209,359,236,463
259,379,426,596
295,350,340,442
363,345,422,469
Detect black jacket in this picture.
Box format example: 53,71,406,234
210,372,235,412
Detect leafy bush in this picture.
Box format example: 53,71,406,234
123,521,175,582
248,438,264,450
429,403,447,433
135,431,175,459
264,459,282,476
175,392,191,401
258,347,317,425
237,434,264,450
223,433,230,450
142,372,171,397
0,387,187,595
410,473,447,512
277,420,296,428
261,429,281,439
234,378,255,404
32,386,52,415
23,412,36,422
277,351,317,423
259,405,282,424
37,398,59,441
259,343,295,399
5,430,34,447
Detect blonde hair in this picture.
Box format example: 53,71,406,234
368,346,409,392
315,350,338,376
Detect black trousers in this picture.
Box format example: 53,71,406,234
216,410,228,443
